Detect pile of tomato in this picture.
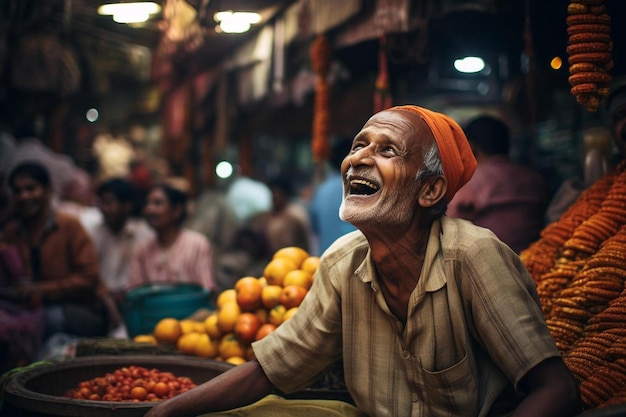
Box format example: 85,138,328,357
63,365,197,402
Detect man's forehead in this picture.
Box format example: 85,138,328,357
364,109,430,133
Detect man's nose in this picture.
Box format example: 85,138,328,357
348,145,374,166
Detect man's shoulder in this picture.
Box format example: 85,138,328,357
322,230,368,261
181,229,210,245
54,211,86,230
439,216,503,253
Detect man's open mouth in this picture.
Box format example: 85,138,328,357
349,178,379,195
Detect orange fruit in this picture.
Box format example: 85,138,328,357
272,246,309,268
263,258,298,286
217,289,237,309
217,301,241,333
133,334,157,345
283,269,313,290
180,319,200,334
280,285,308,309
226,356,247,366
235,276,263,311
195,333,219,358
301,256,320,274
255,308,268,324
283,307,299,322
261,285,283,309
234,312,262,345
255,323,277,341
176,331,203,354
204,313,222,339
194,321,207,333
218,333,247,359
153,318,182,344
268,304,287,326
130,386,148,400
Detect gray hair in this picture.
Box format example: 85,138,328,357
414,142,447,219
415,141,444,183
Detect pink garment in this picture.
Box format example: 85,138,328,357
128,229,216,291
447,156,548,253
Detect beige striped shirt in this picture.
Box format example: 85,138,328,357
253,216,559,417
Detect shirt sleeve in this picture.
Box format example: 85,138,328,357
457,236,560,390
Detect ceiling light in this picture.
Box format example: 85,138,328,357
454,56,485,74
98,2,161,24
214,11,262,34
550,56,563,70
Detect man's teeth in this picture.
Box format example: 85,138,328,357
349,179,379,194
350,179,378,189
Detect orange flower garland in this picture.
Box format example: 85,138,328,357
566,0,613,112
521,160,626,410
310,34,331,163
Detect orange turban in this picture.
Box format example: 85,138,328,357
391,105,477,202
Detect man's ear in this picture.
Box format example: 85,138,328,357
418,176,446,207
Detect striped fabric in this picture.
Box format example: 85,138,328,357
128,229,216,291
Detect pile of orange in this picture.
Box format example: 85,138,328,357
133,247,320,365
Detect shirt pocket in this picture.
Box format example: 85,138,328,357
419,346,479,417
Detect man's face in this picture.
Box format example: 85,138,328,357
98,191,129,230
339,109,435,230
11,174,50,220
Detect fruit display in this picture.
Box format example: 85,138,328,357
63,365,196,402
133,247,319,365
520,160,626,410
566,0,613,112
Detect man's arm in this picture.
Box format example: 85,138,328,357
512,357,581,417
144,360,274,417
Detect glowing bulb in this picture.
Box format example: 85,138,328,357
550,56,562,70
214,11,261,33
454,56,485,74
98,2,160,24
86,108,99,122
216,161,234,179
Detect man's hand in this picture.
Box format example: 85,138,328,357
513,357,582,417
144,360,274,417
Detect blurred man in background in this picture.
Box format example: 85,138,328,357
447,115,549,253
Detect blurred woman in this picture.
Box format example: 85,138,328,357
128,183,216,292
0,161,107,370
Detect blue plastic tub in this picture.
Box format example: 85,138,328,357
123,283,214,337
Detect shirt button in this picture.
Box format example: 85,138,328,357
403,351,411,359
411,393,419,402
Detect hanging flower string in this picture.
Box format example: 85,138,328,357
566,0,613,112
374,34,392,113
310,34,331,163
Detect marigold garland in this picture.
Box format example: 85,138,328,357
521,160,626,410
310,34,331,163
566,0,613,112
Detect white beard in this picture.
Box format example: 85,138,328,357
339,184,418,230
